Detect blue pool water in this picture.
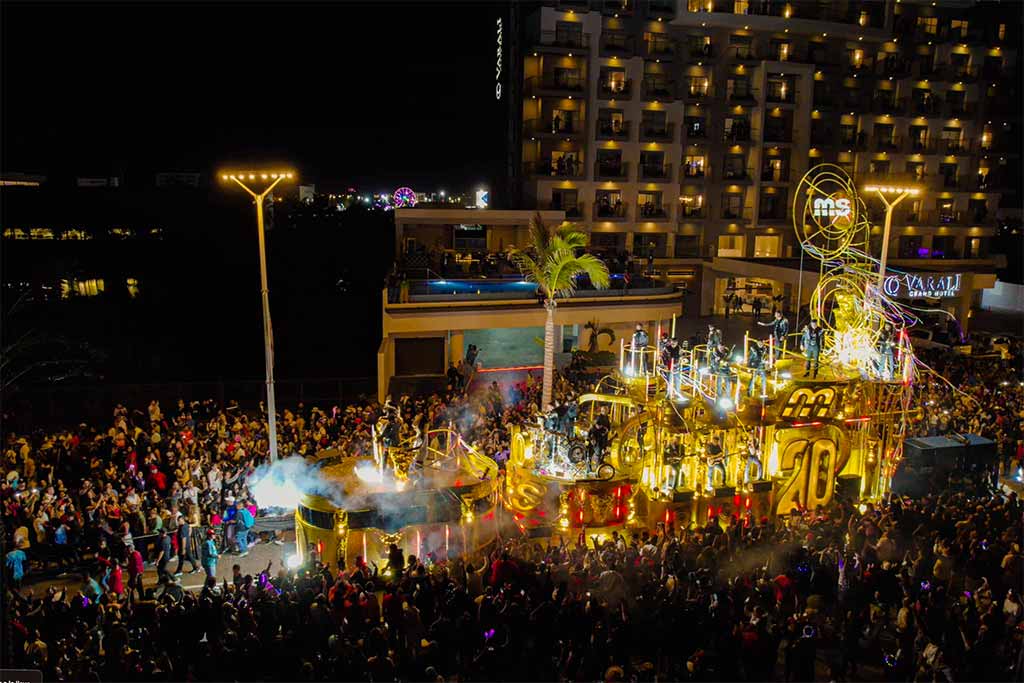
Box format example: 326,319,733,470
422,279,538,294
420,274,626,295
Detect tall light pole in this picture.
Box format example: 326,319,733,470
862,184,920,288
220,169,295,461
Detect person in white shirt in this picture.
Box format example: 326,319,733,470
208,463,223,493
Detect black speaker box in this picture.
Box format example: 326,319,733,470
835,474,861,500
714,486,735,498
751,480,773,493
673,488,695,502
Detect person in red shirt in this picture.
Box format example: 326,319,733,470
489,551,519,587
127,545,145,602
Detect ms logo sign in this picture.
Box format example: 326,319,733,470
811,196,852,220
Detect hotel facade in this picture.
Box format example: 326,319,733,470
516,0,1018,319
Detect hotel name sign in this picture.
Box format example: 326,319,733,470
495,17,503,100
883,272,963,299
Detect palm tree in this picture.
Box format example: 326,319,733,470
512,213,610,408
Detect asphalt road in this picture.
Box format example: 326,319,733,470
16,531,298,597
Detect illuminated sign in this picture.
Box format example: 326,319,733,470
495,17,503,100
476,189,490,209
883,272,962,299
811,196,851,220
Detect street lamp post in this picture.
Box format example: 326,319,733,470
863,184,920,288
220,169,295,461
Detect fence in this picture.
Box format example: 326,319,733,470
6,377,376,430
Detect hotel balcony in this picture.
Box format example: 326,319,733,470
872,135,902,152
760,167,790,184
725,45,760,63
685,43,713,62
525,74,586,98
599,31,635,58
596,119,631,141
943,101,976,119
523,158,585,180
639,122,674,143
678,204,706,220
600,0,633,17
593,201,629,221
597,78,633,100
721,167,752,182
638,162,673,183
721,207,753,222
524,118,585,140
765,88,797,105
722,127,751,143
936,63,979,81
762,127,793,144
533,30,591,55
643,36,676,61
647,0,676,20
900,97,944,117
901,210,994,227
682,164,708,180
637,203,671,221
544,200,585,220
870,96,899,114
594,161,629,181
641,76,676,101
726,87,757,104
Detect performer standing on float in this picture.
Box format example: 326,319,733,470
757,310,789,355
704,434,727,491
747,340,767,398
877,323,896,380
800,320,824,379
743,436,763,484
631,323,650,374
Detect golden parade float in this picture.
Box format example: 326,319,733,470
293,421,500,569
504,164,932,537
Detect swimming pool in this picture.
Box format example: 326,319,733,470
418,279,539,295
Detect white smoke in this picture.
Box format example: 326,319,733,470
248,455,346,510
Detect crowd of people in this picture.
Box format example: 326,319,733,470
2,337,1023,680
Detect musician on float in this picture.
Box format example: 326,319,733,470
746,339,767,398
704,434,728,491
877,322,896,380
743,436,763,484
710,343,732,398
631,323,650,373
800,319,825,379
757,309,789,353
588,406,611,471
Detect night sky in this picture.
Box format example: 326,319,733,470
2,1,509,190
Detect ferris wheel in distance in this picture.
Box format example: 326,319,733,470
392,187,417,208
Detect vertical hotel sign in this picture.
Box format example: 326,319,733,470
495,16,503,100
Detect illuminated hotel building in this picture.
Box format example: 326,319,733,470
517,0,1020,321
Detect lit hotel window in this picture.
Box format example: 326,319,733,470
60,278,105,299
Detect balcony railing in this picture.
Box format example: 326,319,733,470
872,135,901,152
593,201,628,220
722,127,751,143
929,139,968,154
938,63,979,80
644,37,676,59
686,43,713,60
683,83,709,100
546,200,585,219
637,203,671,220
594,161,629,180
639,162,673,181
761,167,790,183
596,119,631,141
648,0,676,19
763,127,793,143
758,208,788,221
524,118,585,137
524,158,585,179
601,0,633,16
639,122,674,142
600,31,635,57
534,30,591,51
721,207,753,221
726,45,759,61
871,96,898,114
765,88,796,104
679,203,706,219
943,101,975,118
906,97,944,116
686,124,708,140
721,167,751,181
526,73,585,94
641,77,676,101
597,78,633,99
682,164,707,179
726,88,757,103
